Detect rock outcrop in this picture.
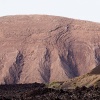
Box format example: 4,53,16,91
0,15,100,84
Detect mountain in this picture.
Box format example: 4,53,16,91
48,65,100,89
0,15,100,84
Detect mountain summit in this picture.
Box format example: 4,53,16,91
0,15,100,84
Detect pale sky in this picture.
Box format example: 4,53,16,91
0,0,100,22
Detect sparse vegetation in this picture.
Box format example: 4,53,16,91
48,81,63,89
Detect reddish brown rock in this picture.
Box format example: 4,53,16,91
0,15,100,84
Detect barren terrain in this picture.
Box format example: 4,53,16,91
0,15,100,84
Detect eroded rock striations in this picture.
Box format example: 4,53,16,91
0,15,100,84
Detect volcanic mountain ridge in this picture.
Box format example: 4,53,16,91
0,15,100,84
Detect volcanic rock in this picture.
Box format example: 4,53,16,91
0,15,100,84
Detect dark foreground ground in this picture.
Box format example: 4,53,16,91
0,83,100,100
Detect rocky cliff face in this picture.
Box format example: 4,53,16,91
0,15,100,84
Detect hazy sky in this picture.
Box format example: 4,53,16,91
0,0,100,22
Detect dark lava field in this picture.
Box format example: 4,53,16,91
0,83,100,100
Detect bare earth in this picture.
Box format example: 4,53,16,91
0,15,100,84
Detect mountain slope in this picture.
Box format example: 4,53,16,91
0,15,100,84
50,65,100,89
